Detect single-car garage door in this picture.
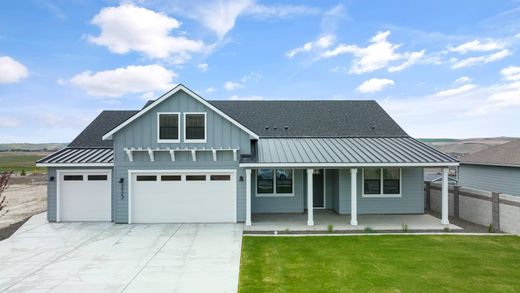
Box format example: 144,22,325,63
58,170,112,222
130,171,236,223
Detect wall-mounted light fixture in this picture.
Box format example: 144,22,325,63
239,176,244,182
49,176,55,182
119,178,124,184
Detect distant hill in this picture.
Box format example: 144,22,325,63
0,143,67,152
419,137,519,159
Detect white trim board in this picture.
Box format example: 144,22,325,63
183,112,207,143
240,162,460,168
157,112,180,143
103,84,259,140
361,168,402,198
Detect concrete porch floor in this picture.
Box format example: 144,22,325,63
245,210,462,232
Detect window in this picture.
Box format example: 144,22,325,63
363,168,401,197
210,175,231,181
161,175,181,181
276,169,293,194
184,113,206,142
136,175,157,181
64,175,83,181
158,113,179,142
256,169,293,196
186,175,206,181
88,175,107,181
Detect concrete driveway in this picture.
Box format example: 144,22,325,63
0,213,243,292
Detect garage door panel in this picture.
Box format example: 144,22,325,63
131,172,235,223
59,171,112,222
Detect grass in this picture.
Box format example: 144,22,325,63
239,235,520,292
0,152,51,173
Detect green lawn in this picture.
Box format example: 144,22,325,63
0,152,51,173
239,235,520,293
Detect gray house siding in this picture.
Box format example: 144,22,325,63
251,169,304,213
459,164,520,196
47,166,114,222
326,169,340,213
112,90,253,223
338,168,424,214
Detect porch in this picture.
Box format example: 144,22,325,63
245,210,462,232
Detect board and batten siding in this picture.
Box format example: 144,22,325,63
112,90,253,223
46,167,114,222
338,168,424,214
459,164,520,196
251,169,304,213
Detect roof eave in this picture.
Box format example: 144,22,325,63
461,162,520,168
240,162,460,168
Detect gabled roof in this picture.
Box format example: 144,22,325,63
461,140,520,167
69,110,137,148
102,84,260,140
240,137,458,167
210,100,407,137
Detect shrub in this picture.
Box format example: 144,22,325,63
488,224,494,233
443,227,450,232
0,171,13,216
364,227,374,233
327,224,334,233
20,170,27,176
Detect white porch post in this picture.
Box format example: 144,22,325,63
307,169,314,226
350,168,358,226
245,169,252,226
441,167,449,225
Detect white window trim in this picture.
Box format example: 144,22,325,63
362,168,402,198
255,169,295,197
183,112,207,143
157,112,180,143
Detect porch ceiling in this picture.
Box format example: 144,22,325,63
241,137,458,167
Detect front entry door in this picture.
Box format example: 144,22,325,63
313,169,324,208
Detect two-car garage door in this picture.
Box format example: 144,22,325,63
130,171,236,223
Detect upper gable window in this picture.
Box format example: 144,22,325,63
158,113,180,143
184,113,206,143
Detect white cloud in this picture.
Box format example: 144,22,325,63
356,78,394,94
224,81,243,90
501,66,520,81
451,49,511,69
448,39,503,54
87,3,205,60
286,35,335,58
241,71,263,82
0,116,20,127
229,95,264,100
0,56,29,84
455,76,472,84
245,3,319,19
197,63,208,72
166,1,317,39
206,87,216,93
321,31,424,74
435,83,477,97
67,64,176,97
388,50,425,72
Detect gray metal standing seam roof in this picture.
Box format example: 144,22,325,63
37,148,113,164
253,137,457,164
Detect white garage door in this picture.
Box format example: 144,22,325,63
130,171,236,223
58,170,112,222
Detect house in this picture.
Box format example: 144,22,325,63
36,84,458,226
459,140,520,196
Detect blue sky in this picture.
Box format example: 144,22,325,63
1,0,520,143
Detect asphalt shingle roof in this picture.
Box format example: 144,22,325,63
461,140,520,167
68,110,138,148
209,100,408,137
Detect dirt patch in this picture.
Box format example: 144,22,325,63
0,217,29,240
0,184,47,231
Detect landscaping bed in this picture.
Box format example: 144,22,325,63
239,235,520,292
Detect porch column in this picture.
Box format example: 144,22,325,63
350,168,358,226
441,167,449,225
307,169,314,226
245,169,252,226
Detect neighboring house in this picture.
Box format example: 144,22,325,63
37,84,458,226
459,140,520,196
424,173,458,185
